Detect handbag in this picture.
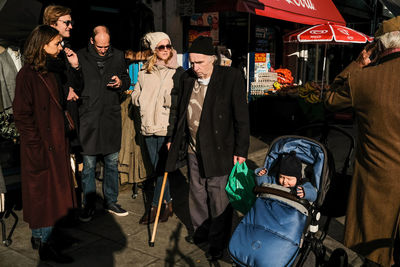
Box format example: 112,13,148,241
0,107,19,140
225,162,256,215
37,74,75,132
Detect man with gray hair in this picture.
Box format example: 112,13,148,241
166,36,249,261
325,16,400,267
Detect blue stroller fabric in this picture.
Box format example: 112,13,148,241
229,136,329,267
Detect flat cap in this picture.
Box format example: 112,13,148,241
375,16,400,37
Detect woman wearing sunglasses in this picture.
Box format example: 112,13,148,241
132,32,184,224
13,25,78,263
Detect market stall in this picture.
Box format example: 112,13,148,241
248,23,373,134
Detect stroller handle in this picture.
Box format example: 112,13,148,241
253,186,311,209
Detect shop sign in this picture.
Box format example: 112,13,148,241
255,53,266,63
255,27,267,39
189,12,219,44
285,0,316,11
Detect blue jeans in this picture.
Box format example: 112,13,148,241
82,152,119,207
32,226,53,243
144,136,171,206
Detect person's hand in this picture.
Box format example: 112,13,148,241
233,155,246,165
67,87,79,101
296,186,305,198
257,168,267,176
107,75,122,88
64,47,79,69
166,142,171,150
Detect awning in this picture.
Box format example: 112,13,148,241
196,0,346,26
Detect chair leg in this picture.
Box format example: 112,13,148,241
1,209,18,247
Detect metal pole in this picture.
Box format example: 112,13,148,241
321,44,327,98
315,44,319,82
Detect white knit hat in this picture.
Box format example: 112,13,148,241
144,32,171,51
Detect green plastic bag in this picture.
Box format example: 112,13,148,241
225,162,256,215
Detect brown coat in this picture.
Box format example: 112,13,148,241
13,65,76,229
118,96,153,183
325,55,400,266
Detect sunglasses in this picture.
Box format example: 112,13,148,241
58,20,74,27
156,44,172,50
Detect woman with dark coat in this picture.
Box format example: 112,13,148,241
12,25,79,263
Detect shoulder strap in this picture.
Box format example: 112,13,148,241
37,73,63,111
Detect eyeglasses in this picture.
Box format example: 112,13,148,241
156,44,172,50
58,20,74,27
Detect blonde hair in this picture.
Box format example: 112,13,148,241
143,50,173,73
43,5,71,25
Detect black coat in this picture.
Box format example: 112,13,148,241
77,47,130,155
165,66,250,177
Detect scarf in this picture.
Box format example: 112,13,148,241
155,49,179,69
45,55,67,107
88,43,113,74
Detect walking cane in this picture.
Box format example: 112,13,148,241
149,171,168,247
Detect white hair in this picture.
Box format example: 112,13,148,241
377,31,400,49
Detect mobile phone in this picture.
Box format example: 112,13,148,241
107,78,116,85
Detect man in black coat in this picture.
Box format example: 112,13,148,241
77,26,130,221
165,36,250,261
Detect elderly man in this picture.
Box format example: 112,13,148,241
77,26,130,222
166,36,249,261
325,16,400,267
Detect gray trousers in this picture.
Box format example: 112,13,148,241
188,153,231,249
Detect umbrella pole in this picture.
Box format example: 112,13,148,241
149,172,168,247
315,44,319,82
321,44,328,98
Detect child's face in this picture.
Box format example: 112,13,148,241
278,174,297,187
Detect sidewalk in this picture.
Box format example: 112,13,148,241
0,134,364,267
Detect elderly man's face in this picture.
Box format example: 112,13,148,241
189,53,214,79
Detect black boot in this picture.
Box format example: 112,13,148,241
39,242,73,264
159,202,173,223
139,206,157,225
31,236,41,250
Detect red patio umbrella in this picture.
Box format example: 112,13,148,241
285,23,374,44
284,23,374,91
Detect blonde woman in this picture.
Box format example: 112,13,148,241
131,32,183,224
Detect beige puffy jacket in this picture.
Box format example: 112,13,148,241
131,55,181,136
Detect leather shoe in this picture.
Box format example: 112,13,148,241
159,202,173,223
31,236,41,250
185,234,208,245
139,206,157,224
39,242,73,264
206,247,224,261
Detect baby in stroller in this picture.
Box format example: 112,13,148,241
229,136,330,267
256,151,317,202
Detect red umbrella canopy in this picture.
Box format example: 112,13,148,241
285,23,374,44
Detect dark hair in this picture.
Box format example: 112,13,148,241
23,25,60,73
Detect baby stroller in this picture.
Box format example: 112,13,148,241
228,135,335,267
